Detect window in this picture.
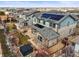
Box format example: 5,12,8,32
24,22,28,26
33,18,36,22
67,21,70,26
32,29,37,33
53,23,56,28
38,35,42,42
45,21,50,27
37,19,40,23
50,22,52,26
43,21,45,25
40,20,43,25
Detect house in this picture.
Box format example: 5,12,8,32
31,13,78,39
31,24,59,47
19,12,78,47
17,11,40,27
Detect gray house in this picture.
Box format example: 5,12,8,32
31,13,78,38
31,24,59,47
19,12,78,47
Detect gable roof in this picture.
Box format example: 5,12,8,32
33,12,77,24
58,14,78,24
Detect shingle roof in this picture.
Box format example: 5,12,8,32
31,24,59,40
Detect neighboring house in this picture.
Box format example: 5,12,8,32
18,11,40,27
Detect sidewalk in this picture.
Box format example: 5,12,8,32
48,41,64,55
0,43,2,57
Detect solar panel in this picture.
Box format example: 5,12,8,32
20,44,33,56
34,24,44,29
41,13,64,21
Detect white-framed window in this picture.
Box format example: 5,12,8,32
40,20,43,25
33,17,37,24
53,23,56,28
45,21,50,27
38,35,42,42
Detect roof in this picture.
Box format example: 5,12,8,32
33,12,77,24
41,13,64,21
31,24,59,40
20,44,33,56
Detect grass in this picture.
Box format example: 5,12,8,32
0,29,13,57
14,31,30,46
7,23,16,32
6,23,30,45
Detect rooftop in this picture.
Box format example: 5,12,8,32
32,24,59,40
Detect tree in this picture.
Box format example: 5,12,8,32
62,42,75,57
61,37,69,46
0,11,5,15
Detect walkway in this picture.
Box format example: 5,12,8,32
48,35,79,56
0,43,2,57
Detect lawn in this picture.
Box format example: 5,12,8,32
0,29,13,57
7,23,16,32
14,31,30,46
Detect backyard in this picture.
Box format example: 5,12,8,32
7,23,30,46
14,31,30,45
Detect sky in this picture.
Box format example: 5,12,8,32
0,1,79,7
